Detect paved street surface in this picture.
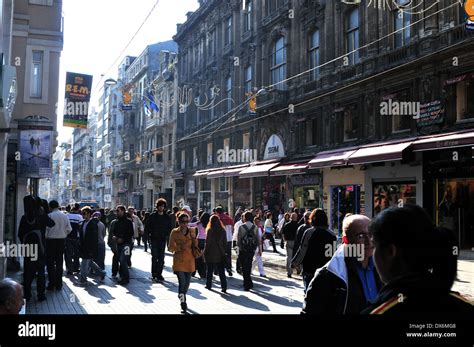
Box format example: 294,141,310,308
20,245,305,315
14,245,474,315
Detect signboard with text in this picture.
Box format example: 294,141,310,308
63,72,93,129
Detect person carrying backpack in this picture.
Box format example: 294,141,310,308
237,211,259,291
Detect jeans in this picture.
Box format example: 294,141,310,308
65,238,80,272
206,262,227,290
239,251,254,290
176,271,191,295
151,238,166,278
285,240,295,276
117,243,131,280
80,258,105,281
46,238,65,288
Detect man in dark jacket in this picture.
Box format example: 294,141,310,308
18,196,55,301
110,205,134,285
78,207,106,284
146,199,173,282
302,214,381,314
282,213,299,278
292,208,336,292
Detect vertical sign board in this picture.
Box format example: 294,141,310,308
19,129,53,178
63,72,93,128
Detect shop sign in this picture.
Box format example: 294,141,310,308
290,175,319,186
263,134,285,160
415,100,445,128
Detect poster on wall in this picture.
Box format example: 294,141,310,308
373,182,416,216
19,130,52,178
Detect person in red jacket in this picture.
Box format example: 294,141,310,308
216,206,235,276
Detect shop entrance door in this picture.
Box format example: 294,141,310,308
436,179,474,249
330,185,361,237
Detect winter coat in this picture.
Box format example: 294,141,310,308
79,218,99,259
204,226,227,264
168,227,198,273
302,245,382,315
362,274,474,315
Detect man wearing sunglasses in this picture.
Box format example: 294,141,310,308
302,214,381,314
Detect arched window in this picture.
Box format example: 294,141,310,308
270,37,287,90
346,8,360,65
394,0,411,48
309,30,320,80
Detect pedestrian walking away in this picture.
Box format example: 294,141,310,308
203,215,228,292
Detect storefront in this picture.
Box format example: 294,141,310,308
289,174,320,210
309,148,365,236
354,140,423,218
415,130,474,249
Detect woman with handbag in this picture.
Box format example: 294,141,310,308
203,215,228,293
168,211,199,313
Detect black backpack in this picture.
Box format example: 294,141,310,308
241,224,258,253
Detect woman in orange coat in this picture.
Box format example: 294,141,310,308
168,211,198,313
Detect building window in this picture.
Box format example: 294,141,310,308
194,44,199,68
219,177,228,192
270,37,287,90
392,90,412,132
309,30,320,80
226,76,232,112
306,119,318,146
456,80,474,121
245,65,252,94
394,0,411,48
181,150,186,169
207,142,213,165
266,0,285,16
30,51,43,98
346,8,360,65
344,105,359,141
208,29,216,58
193,147,198,168
245,0,252,32
225,16,232,46
168,134,173,161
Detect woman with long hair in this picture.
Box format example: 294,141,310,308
195,212,210,279
168,212,198,313
203,215,228,293
365,205,474,314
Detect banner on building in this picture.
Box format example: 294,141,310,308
19,130,52,178
63,72,93,129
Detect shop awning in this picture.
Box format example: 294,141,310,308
172,172,184,179
207,169,227,179
239,161,280,178
412,131,474,152
348,141,413,165
193,171,208,177
224,164,250,177
308,149,357,168
269,163,308,176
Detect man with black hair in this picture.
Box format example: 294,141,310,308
46,200,72,290
237,211,259,291
216,206,234,276
146,199,173,282
0,279,23,314
66,203,83,274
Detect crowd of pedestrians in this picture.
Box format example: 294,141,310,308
10,194,473,315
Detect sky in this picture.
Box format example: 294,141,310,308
57,0,199,144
